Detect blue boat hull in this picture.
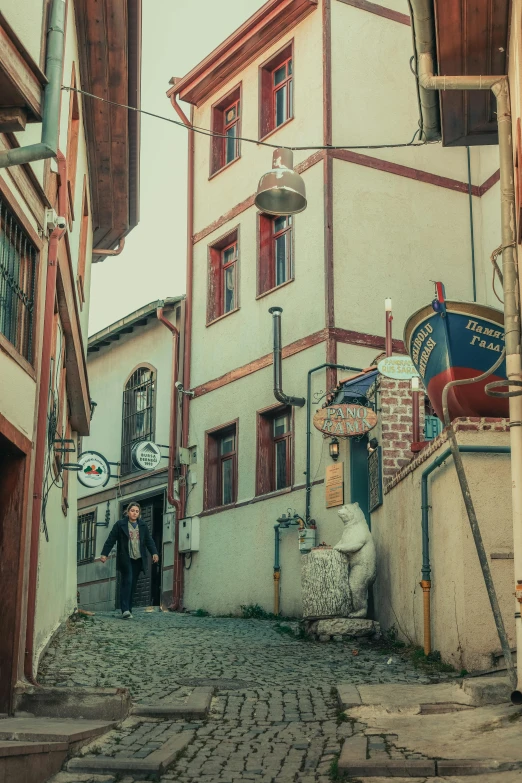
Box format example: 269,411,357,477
404,301,508,421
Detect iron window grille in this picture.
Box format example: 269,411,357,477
121,367,155,475
0,198,38,362
77,510,97,564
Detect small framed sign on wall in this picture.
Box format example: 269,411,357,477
325,462,344,509
368,447,383,513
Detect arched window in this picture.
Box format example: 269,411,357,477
121,366,155,474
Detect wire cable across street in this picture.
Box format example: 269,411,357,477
61,85,438,152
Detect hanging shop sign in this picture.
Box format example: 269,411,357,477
78,451,111,488
325,462,344,508
313,404,377,438
378,355,419,380
131,441,162,471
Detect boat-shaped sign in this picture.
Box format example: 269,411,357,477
378,355,419,380
404,300,508,420
313,404,377,437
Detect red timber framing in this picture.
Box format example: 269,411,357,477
193,327,406,399
323,0,336,390
0,412,32,715
336,0,410,26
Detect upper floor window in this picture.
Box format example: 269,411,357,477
260,42,294,139
204,420,238,510
211,85,241,176
257,214,293,297
0,196,38,363
121,366,155,475
256,406,292,496
207,228,239,324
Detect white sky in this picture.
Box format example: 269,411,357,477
87,0,266,335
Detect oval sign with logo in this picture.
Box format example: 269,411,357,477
78,451,111,488
313,404,377,438
132,441,162,471
378,355,420,380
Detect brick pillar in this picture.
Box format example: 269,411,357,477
380,378,425,483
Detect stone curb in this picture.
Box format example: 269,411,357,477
131,685,214,719
339,758,436,776
336,684,362,710
0,740,69,757
67,730,194,778
437,759,522,775
14,686,131,722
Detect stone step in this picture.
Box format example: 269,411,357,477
0,717,115,744
67,730,194,778
131,685,214,719
14,685,131,721
0,739,68,783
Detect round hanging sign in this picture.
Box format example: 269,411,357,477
378,355,419,380
131,441,162,471
313,404,377,438
77,451,111,488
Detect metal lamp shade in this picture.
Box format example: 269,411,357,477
254,148,307,216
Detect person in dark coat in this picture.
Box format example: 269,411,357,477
100,500,159,618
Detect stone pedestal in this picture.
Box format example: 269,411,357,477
304,617,380,642
301,548,351,619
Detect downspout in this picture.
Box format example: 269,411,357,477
274,524,280,616
268,307,305,408
0,0,65,169
416,49,522,702
156,305,182,609
92,238,125,259
305,363,362,523
168,93,194,610
420,445,510,656
25,151,68,683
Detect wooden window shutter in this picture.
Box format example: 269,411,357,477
211,106,225,175
256,413,272,496
207,246,222,323
260,67,273,139
258,214,274,295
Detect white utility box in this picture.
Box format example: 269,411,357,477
163,512,175,544
179,516,200,553
298,527,316,553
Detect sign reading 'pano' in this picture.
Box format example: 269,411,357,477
313,404,377,437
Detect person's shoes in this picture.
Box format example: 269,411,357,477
128,613,133,619
122,611,131,619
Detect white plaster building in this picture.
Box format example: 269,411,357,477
0,0,141,714
167,0,504,619
77,297,184,612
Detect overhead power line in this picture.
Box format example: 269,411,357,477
61,85,438,152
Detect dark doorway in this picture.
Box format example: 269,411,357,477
349,436,370,527
0,432,27,714
117,494,164,609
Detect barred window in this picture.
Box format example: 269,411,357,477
77,510,96,564
0,199,38,362
121,366,155,475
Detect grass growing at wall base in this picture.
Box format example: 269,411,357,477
376,626,456,675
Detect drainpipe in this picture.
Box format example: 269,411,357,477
25,151,67,683
420,445,511,657
92,238,125,260
156,305,182,609
168,94,194,610
0,0,66,169
268,307,305,408
305,363,363,523
416,50,522,702
274,524,281,616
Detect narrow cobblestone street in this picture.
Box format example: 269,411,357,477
40,611,447,782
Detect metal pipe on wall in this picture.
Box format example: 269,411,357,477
420,445,511,656
0,0,65,168
268,308,305,408
416,48,522,703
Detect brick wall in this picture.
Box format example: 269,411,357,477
380,378,425,483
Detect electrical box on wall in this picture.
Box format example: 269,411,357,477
179,447,190,465
163,512,175,544
179,516,200,553
298,527,316,553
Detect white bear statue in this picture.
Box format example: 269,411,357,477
333,502,376,618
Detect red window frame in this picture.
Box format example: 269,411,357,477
66,64,80,223
204,420,239,511
221,240,237,315
257,214,293,297
256,405,293,496
259,41,294,140
77,176,89,307
210,84,242,177
272,56,293,129
207,228,239,324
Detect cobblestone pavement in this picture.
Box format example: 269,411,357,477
41,611,451,782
